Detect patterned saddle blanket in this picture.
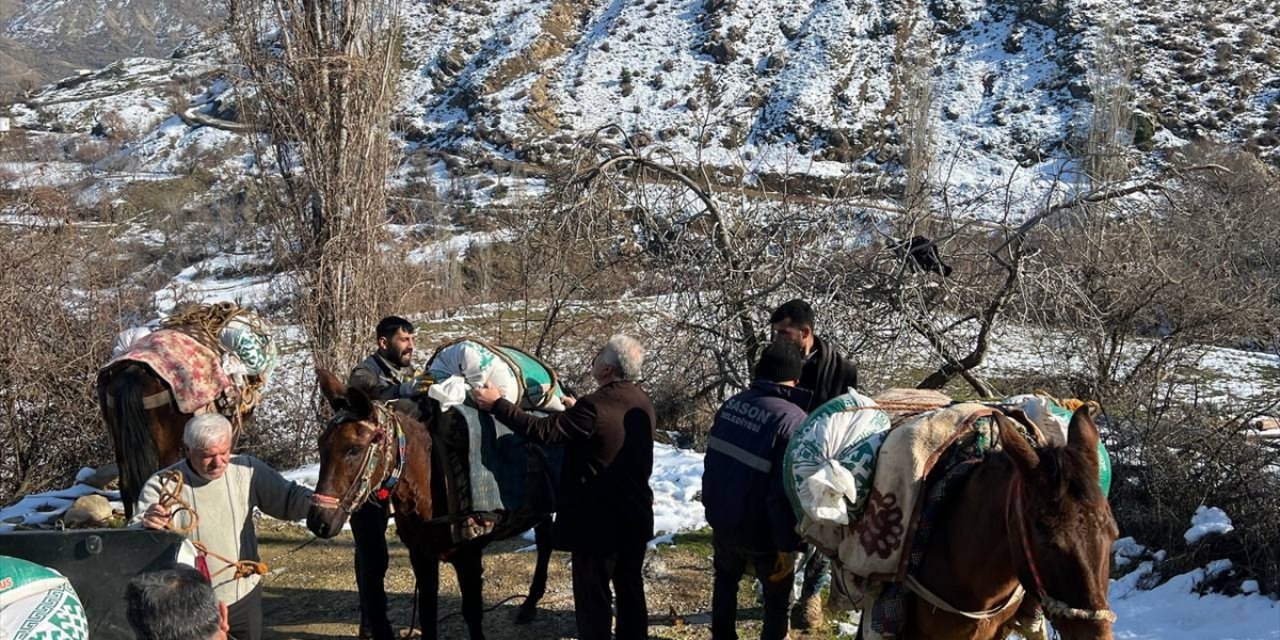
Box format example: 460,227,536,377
431,403,562,543
101,329,232,415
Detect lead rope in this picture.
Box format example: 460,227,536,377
156,470,270,579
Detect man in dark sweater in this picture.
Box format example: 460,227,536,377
769,299,860,629
702,341,809,640
346,315,422,640
473,334,656,640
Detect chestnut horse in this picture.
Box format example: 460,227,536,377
307,369,555,640
902,406,1118,639
98,364,192,517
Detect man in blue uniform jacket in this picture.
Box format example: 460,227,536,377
701,340,810,640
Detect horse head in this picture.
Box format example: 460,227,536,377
999,406,1119,638
307,368,405,539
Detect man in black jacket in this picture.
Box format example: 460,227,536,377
770,299,859,411
346,315,420,640
769,299,859,629
473,334,656,640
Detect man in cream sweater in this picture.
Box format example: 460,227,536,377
133,414,313,640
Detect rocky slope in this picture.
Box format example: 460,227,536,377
0,0,221,91
2,0,1277,205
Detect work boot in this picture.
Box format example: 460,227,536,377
791,593,824,630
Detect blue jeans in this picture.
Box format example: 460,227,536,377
799,546,831,599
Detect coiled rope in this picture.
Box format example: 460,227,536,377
156,470,270,579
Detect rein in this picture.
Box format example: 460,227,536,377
1006,471,1118,624
312,403,407,514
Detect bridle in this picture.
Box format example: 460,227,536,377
312,402,407,514
1006,470,1118,624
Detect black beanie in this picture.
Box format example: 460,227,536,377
754,339,805,383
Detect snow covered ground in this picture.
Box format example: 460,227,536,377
1103,508,1280,640
1107,570,1279,640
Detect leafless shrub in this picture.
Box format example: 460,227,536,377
1104,396,1280,595
0,190,151,503
1018,148,1279,404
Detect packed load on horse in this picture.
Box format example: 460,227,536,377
419,338,566,537
425,337,568,412
107,302,279,418
783,389,1117,640
97,302,278,516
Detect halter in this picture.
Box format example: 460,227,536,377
1006,471,1118,624
312,402,406,514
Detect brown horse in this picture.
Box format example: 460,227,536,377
98,363,192,517
903,406,1118,639
307,369,555,640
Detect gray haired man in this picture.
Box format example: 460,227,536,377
132,414,313,640
473,334,657,640
125,567,229,640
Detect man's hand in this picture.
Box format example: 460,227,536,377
472,382,502,411
561,395,576,409
141,503,171,530
769,551,797,583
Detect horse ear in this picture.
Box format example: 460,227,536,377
997,413,1039,476
1068,402,1101,455
316,368,349,411
347,385,374,420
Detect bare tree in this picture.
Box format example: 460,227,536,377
1082,19,1135,185
231,0,402,372
0,188,147,502
899,30,936,212
1023,147,1280,403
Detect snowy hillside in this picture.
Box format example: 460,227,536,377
0,0,221,90
2,0,1277,207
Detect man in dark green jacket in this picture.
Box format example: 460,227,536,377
346,315,420,640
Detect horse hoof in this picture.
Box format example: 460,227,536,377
514,605,537,625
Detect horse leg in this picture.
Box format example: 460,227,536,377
408,550,441,640
452,545,487,640
515,519,553,624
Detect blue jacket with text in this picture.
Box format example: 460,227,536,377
701,380,809,551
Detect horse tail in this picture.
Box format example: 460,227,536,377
114,366,158,515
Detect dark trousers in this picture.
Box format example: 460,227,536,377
711,537,793,640
226,584,263,640
351,500,393,640
571,544,648,640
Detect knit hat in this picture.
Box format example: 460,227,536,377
755,339,805,383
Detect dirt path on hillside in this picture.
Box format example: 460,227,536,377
255,520,850,640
